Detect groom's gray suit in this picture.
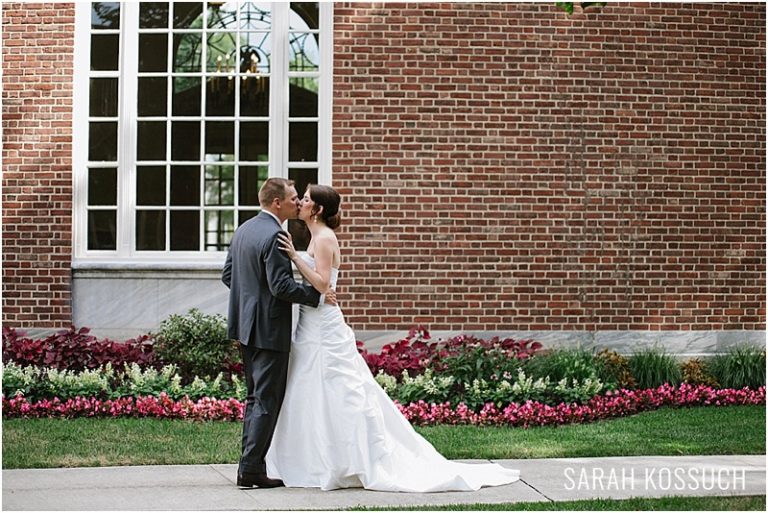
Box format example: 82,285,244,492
222,211,320,476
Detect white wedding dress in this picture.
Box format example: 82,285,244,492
265,254,520,492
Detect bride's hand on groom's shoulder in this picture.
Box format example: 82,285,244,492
277,233,297,260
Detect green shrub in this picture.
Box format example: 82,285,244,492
523,347,602,383
3,362,238,402
372,366,607,410
508,370,550,403
708,345,766,389
153,309,238,380
394,368,455,405
112,363,184,399
2,362,43,399
595,349,635,389
183,373,228,401
432,344,521,385
552,377,605,404
230,374,246,401
628,347,682,389
681,358,720,387
45,365,114,400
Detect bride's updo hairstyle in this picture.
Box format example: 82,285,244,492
308,184,342,230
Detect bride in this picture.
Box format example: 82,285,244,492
265,184,519,492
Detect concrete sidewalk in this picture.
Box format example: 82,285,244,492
3,455,765,510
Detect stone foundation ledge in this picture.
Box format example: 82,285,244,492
356,330,767,356
10,328,765,358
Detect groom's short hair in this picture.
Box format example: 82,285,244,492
259,178,295,207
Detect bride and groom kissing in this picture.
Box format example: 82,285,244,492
222,178,519,492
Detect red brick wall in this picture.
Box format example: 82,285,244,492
2,3,75,327
2,3,765,334
333,2,766,331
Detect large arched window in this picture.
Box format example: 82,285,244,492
73,2,332,263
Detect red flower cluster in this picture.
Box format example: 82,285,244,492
3,385,763,426
395,384,766,427
2,393,243,421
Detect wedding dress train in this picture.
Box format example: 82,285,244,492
265,255,519,492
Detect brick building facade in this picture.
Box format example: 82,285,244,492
2,3,765,351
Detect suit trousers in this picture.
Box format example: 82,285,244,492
238,343,290,475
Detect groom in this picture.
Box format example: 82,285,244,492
222,177,335,488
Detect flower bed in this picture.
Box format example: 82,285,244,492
3,324,765,423
397,384,766,428
3,385,764,427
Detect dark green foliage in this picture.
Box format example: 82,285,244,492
523,347,603,383
153,309,240,381
628,347,682,389
709,345,766,389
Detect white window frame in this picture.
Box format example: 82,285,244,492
72,2,333,267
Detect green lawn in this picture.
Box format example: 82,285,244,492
3,405,764,469
350,495,766,511
418,404,767,459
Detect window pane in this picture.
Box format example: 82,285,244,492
138,77,167,116
239,122,268,161
170,211,200,250
288,168,318,198
207,2,238,29
204,165,234,206
239,166,268,206
288,167,317,251
173,33,202,72
136,210,165,250
173,2,203,29
290,3,318,30
137,166,166,206
137,121,167,161
88,168,117,206
205,121,234,159
240,77,269,116
240,33,272,73
173,77,202,116
289,77,318,117
238,210,259,225
89,78,118,117
206,76,235,116
138,34,168,72
91,2,120,30
88,210,117,250
204,210,234,251
89,122,118,161
288,122,317,162
139,2,169,29
240,3,272,30
289,32,319,72
206,32,238,72
171,122,200,160
170,165,200,206
90,34,119,71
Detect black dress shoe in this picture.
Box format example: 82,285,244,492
237,472,285,488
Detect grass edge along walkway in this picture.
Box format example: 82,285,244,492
2,405,764,469
348,495,767,511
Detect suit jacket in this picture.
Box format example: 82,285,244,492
222,211,321,351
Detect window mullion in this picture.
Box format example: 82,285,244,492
72,3,91,260
318,3,333,186
120,3,140,257
271,1,288,180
